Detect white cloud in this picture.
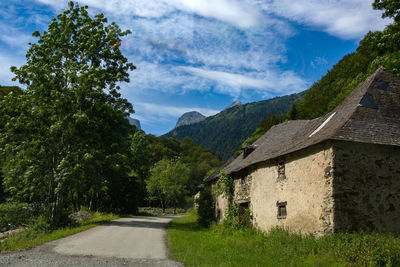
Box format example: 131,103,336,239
178,66,308,96
0,51,24,86
36,0,259,28
175,0,259,28
261,0,391,39
0,24,34,50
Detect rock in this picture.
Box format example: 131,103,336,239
69,211,95,223
174,111,206,128
225,101,242,110
127,117,141,130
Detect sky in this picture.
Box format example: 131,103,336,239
0,0,392,135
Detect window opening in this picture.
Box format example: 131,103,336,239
277,201,287,219
278,161,286,180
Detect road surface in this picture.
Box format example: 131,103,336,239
0,216,183,267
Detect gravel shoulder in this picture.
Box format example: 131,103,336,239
0,216,183,267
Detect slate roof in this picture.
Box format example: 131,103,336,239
205,67,400,182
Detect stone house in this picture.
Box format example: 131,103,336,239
205,67,400,236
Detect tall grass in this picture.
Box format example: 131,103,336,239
167,210,400,266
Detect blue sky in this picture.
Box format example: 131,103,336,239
0,0,392,135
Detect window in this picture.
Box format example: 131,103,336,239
277,201,287,219
277,161,286,180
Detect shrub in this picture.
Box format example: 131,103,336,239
196,186,215,227
0,202,32,232
224,203,252,229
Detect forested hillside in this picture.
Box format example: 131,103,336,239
242,4,400,150
131,132,222,207
165,93,303,160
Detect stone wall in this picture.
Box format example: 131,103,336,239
213,142,334,235
333,141,400,233
212,182,229,222
248,142,334,236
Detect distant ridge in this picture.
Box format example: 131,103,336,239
225,101,242,110
174,111,206,129
164,93,303,160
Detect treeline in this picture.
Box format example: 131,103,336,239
0,2,221,229
242,2,400,149
131,132,221,209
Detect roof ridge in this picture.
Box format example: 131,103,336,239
329,68,380,139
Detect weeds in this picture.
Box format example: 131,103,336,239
167,211,400,267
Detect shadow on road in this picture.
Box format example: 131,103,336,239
103,216,179,229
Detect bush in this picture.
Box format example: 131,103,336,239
0,202,32,232
196,187,215,227
224,203,252,229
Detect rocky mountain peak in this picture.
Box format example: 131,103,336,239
174,111,206,129
225,101,242,110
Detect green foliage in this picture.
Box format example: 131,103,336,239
373,0,400,21
0,202,32,232
235,113,283,157
244,20,400,144
223,203,252,229
0,86,22,99
0,2,136,224
0,86,22,203
168,212,400,267
146,158,190,213
214,171,233,199
196,187,215,227
140,135,221,198
165,93,302,160
289,21,400,122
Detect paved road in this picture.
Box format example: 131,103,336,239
0,216,183,267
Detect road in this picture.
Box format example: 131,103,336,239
0,216,183,267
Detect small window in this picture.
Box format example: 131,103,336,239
277,201,287,219
277,161,286,180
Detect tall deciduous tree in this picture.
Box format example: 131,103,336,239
0,2,136,223
146,159,189,213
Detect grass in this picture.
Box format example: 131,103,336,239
167,210,400,267
0,211,119,252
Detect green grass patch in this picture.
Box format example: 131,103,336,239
0,212,118,252
167,211,400,266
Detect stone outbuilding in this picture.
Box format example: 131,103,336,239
205,67,400,236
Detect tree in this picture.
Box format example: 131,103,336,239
196,186,215,227
373,0,400,21
0,86,22,203
130,131,151,206
146,159,189,213
0,2,136,224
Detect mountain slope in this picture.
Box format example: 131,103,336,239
241,20,400,152
164,93,303,160
174,111,206,128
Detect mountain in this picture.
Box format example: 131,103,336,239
127,117,141,130
174,111,206,129
164,93,303,160
225,101,242,110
